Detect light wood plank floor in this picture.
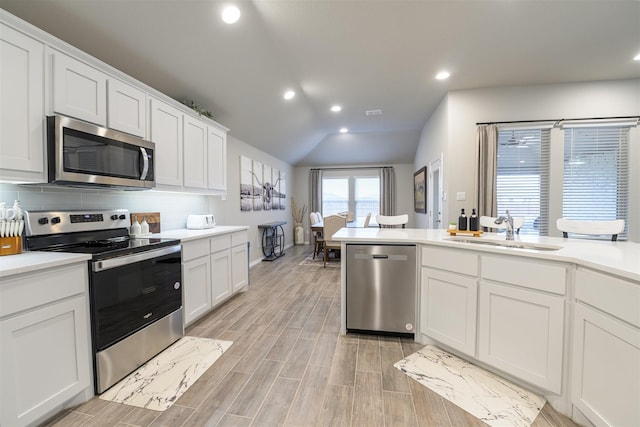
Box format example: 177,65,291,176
44,245,579,427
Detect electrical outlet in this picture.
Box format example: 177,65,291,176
456,192,466,201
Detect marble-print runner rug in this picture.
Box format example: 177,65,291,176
100,336,233,411
394,345,545,427
299,254,340,267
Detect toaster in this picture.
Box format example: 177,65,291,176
186,214,216,229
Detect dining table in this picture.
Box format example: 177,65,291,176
311,216,367,233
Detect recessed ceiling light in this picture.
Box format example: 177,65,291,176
283,90,295,100
331,105,342,112
634,53,640,61
436,71,450,80
222,5,241,24
339,127,349,133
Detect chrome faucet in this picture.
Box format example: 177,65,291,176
494,210,515,240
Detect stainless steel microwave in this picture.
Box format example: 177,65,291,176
47,115,155,190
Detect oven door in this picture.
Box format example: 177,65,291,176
90,245,182,351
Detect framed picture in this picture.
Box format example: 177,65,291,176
414,166,427,213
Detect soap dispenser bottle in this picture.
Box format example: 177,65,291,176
469,208,479,231
458,209,468,231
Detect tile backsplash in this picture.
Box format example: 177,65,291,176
0,184,211,231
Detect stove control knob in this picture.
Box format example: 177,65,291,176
51,216,61,225
119,214,126,220
110,214,118,220
38,217,49,225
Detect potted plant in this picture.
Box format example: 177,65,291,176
291,198,306,245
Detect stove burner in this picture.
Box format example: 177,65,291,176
85,237,130,248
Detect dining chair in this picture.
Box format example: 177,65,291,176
556,218,625,241
363,213,371,228
323,214,347,267
338,211,355,222
376,214,408,228
309,212,323,258
480,216,525,234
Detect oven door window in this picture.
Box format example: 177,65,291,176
90,251,182,350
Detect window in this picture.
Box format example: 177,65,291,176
321,177,349,216
321,170,380,225
563,126,629,239
496,128,550,235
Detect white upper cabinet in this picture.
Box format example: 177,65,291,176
183,115,208,189
149,97,183,188
208,125,227,191
0,24,46,182
52,51,107,126
107,78,146,138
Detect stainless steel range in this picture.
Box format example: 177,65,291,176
24,209,183,394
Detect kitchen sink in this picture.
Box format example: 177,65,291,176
445,237,563,251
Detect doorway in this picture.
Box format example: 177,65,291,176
428,155,443,229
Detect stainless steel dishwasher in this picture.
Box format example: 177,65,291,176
346,244,416,336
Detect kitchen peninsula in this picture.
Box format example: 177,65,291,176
334,227,640,427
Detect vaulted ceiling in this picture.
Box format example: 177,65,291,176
1,0,638,166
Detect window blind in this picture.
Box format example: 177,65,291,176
563,126,629,239
497,128,550,235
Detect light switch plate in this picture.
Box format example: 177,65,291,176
456,192,466,201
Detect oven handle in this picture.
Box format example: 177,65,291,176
93,245,181,272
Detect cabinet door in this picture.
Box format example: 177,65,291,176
211,249,232,307
149,97,183,187
478,281,564,393
571,303,640,427
182,256,212,325
231,243,248,293
0,295,91,427
107,78,146,138
420,268,477,356
52,52,107,125
183,115,208,189
208,125,227,191
0,24,45,182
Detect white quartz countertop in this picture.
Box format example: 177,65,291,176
0,251,91,278
153,226,249,242
333,228,640,282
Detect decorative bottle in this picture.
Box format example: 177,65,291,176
140,216,149,235
130,216,141,236
469,208,479,231
458,209,467,231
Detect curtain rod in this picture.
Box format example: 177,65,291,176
476,115,640,126
310,166,393,171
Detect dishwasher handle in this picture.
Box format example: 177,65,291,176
354,253,408,261
372,254,389,259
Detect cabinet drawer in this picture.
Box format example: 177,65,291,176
576,268,640,328
210,234,232,253
482,255,566,295
232,230,247,247
0,264,87,318
422,245,478,276
181,238,210,261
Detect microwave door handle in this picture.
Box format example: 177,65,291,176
139,147,149,180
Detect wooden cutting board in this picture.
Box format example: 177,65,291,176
130,212,161,233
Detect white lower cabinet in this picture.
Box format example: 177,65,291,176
0,264,91,427
211,249,232,307
571,268,640,427
181,230,248,326
478,281,564,393
420,267,477,356
182,255,212,325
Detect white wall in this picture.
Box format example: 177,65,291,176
292,163,415,242
210,135,293,264
414,79,640,241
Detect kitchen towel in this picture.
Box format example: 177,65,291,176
395,345,545,427
100,336,232,411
